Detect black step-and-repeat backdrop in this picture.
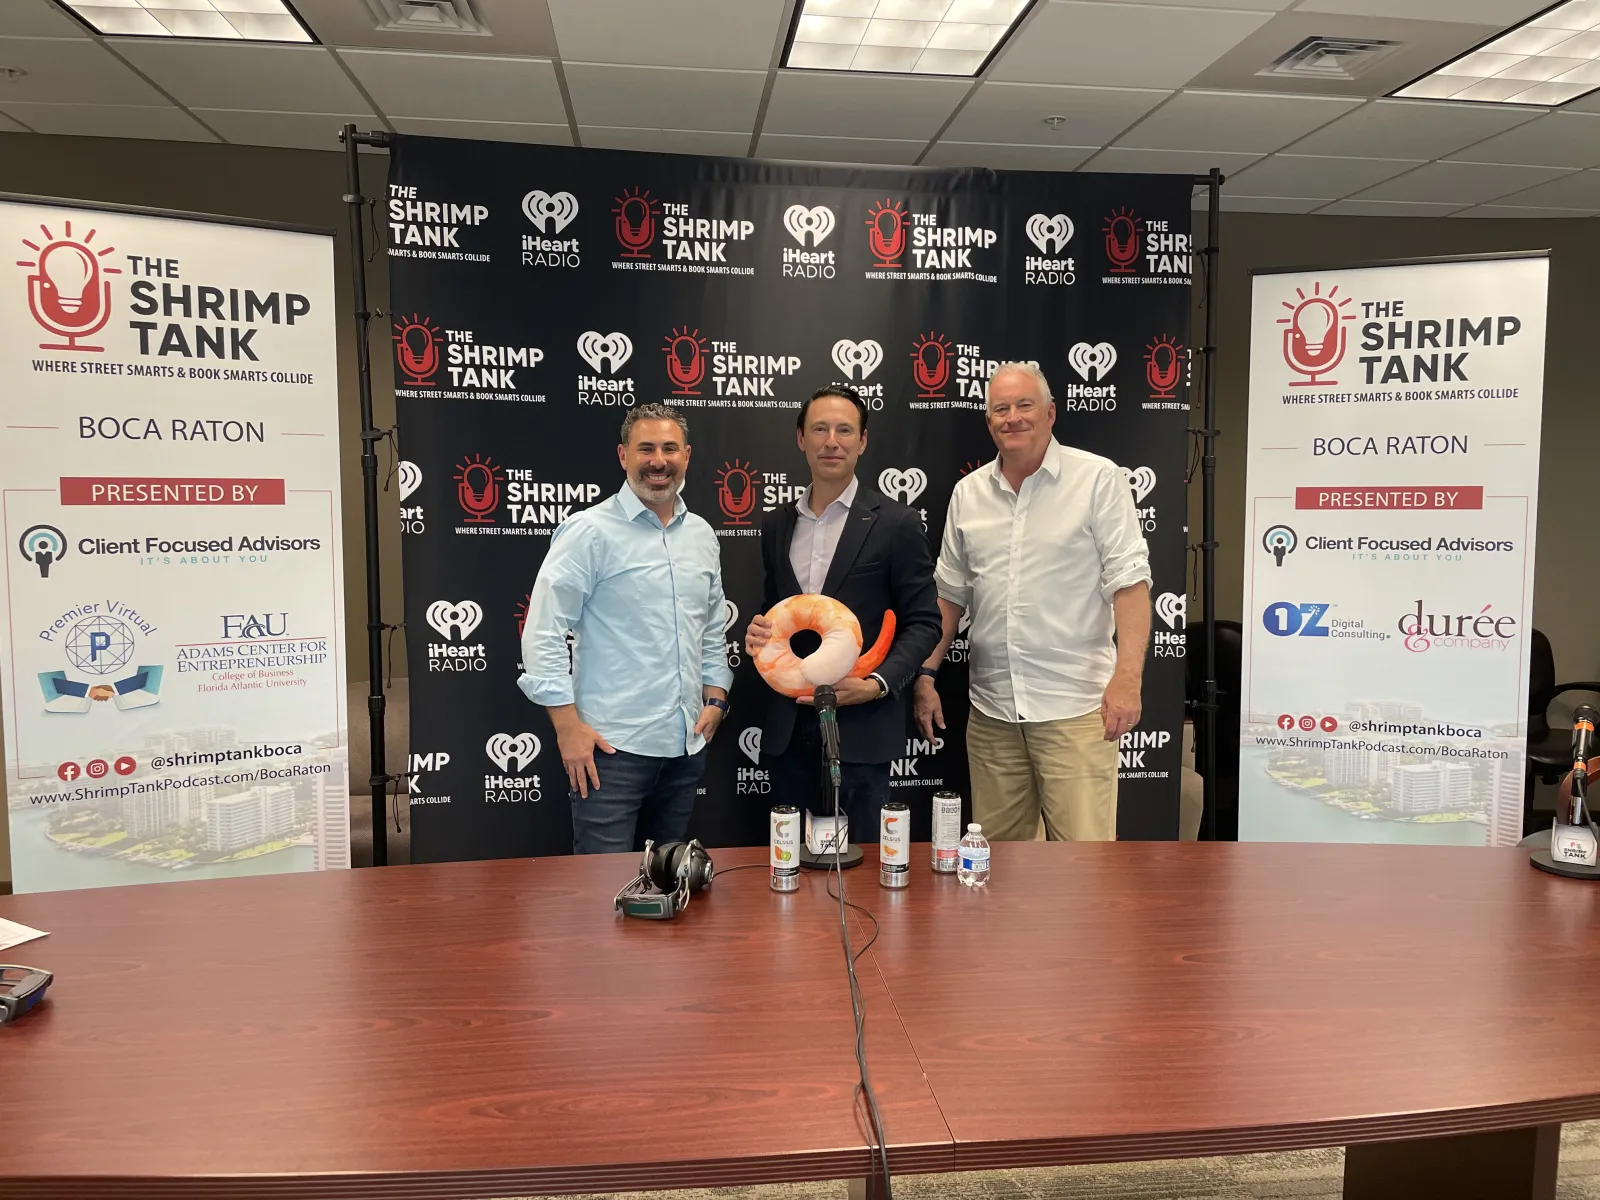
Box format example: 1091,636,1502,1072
385,135,1194,862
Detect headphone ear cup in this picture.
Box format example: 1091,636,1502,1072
688,844,713,892
647,841,685,891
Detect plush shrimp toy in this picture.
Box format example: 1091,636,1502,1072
754,594,896,700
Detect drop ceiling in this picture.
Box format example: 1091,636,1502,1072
1,0,1598,216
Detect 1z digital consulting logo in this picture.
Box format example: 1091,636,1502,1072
1023,213,1075,285
576,330,635,406
19,218,120,352
782,204,837,278
520,189,580,268
425,599,485,673
485,732,541,802
1278,281,1355,387
1154,591,1186,657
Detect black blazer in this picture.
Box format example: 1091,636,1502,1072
759,486,942,764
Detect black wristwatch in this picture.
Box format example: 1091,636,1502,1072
916,667,938,681
705,697,729,712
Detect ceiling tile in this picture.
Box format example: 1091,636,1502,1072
549,0,786,69
564,64,764,133
1288,99,1541,159
1486,168,1600,208
1081,146,1263,174
921,141,1099,171
0,109,32,132
339,50,565,123
1225,153,1424,197
1351,160,1574,204
943,82,1168,147
0,101,215,141
1446,113,1600,169
583,127,748,156
1453,204,1600,217
292,0,558,56
1117,90,1362,154
194,109,381,151
109,42,372,115
393,117,573,146
3,0,91,37
989,2,1274,88
757,133,926,165
1105,0,1292,7
764,71,968,141
1192,194,1332,212
1317,198,1469,215
1292,1,1549,20
0,36,165,104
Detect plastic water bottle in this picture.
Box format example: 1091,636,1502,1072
958,823,990,887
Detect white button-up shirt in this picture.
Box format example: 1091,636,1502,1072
790,475,859,594
934,440,1151,723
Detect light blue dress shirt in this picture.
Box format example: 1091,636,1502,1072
518,483,734,758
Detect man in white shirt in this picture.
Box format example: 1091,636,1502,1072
913,362,1151,841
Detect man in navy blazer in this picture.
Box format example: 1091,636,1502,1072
744,385,942,842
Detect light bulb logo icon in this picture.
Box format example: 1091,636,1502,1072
613,187,658,259
454,454,503,524
18,220,120,352
663,326,706,395
866,199,906,269
1144,335,1184,400
910,331,951,398
392,313,440,386
1278,282,1353,386
1102,206,1142,274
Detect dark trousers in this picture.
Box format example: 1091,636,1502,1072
569,747,708,855
765,709,891,846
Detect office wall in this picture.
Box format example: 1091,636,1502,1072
1,133,1595,880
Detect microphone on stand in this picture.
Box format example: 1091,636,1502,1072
1534,704,1600,878
799,683,862,870
813,683,841,784
1565,705,1597,827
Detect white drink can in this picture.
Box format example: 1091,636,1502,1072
931,791,961,873
880,801,909,888
770,806,800,891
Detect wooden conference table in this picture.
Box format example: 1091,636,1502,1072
4,841,1600,1200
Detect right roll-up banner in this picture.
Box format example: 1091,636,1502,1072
1240,252,1549,847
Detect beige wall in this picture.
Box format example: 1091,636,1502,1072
1,133,1595,880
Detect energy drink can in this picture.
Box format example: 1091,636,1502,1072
880,801,910,888
931,791,961,873
770,806,800,891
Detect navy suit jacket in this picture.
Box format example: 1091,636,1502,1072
759,487,942,764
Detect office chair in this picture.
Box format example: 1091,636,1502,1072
1524,628,1600,836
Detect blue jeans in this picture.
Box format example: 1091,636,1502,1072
766,711,891,845
570,747,708,855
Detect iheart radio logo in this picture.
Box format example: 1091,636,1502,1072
738,726,763,765
521,190,578,233
1155,591,1187,630
723,598,739,634
866,199,906,269
1068,341,1116,382
393,314,441,386
1123,465,1156,504
831,338,883,381
19,220,121,352
878,467,927,505
1025,213,1074,255
425,600,483,641
577,330,633,374
1278,281,1355,387
783,204,836,246
486,732,540,773
397,461,422,502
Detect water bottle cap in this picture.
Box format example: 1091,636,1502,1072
968,823,981,832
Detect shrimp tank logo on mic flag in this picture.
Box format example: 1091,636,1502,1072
19,220,120,352
1278,281,1354,386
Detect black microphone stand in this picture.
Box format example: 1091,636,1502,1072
800,684,863,870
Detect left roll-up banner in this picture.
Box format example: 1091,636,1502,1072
0,197,348,893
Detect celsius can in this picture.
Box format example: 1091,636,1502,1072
880,801,910,889
770,806,800,891
931,791,961,873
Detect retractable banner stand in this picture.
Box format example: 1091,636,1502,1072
385,136,1194,862
0,197,349,893
1240,253,1548,847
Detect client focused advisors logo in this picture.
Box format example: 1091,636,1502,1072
392,314,441,387
576,331,636,407
520,189,580,269
782,204,837,279
1397,600,1518,653
1278,281,1355,386
38,602,164,713
663,326,707,395
716,459,762,530
20,524,67,578
866,199,907,269
1263,524,1297,566
484,732,541,802
1154,590,1186,658
425,600,485,673
19,219,120,352
1023,213,1075,286
455,454,503,524
613,187,659,258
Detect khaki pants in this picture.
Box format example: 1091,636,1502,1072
966,707,1118,841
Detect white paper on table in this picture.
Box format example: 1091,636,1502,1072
0,917,48,953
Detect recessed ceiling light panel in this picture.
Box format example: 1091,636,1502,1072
59,1,315,43
784,0,1035,77
1394,0,1600,106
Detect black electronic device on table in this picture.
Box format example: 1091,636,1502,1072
0,964,53,1024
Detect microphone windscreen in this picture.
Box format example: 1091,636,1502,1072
812,683,837,715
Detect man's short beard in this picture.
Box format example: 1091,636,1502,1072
628,471,682,504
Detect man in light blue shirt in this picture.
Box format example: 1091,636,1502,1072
519,404,733,854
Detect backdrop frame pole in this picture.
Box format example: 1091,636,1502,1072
341,124,394,866
1191,168,1224,842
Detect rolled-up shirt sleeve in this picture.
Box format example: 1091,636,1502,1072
700,554,735,691
933,486,973,609
517,519,599,708
1091,464,1152,603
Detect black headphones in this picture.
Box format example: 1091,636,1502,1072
614,838,714,920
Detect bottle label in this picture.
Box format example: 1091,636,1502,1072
960,849,989,871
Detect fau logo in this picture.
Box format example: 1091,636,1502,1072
613,188,659,258
663,326,707,395
454,454,503,523
865,199,906,269
1103,207,1143,274
393,313,441,386
910,331,951,398
20,220,120,352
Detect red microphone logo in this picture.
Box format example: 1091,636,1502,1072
663,326,707,396
454,454,503,524
613,187,658,258
717,459,761,527
1103,206,1142,274
1144,335,1184,400
19,221,120,352
515,593,531,637
392,313,441,386
1278,282,1353,387
910,331,951,399
866,199,906,269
